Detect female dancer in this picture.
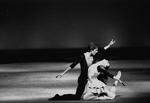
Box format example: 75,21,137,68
82,59,125,100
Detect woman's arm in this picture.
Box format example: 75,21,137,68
97,66,114,78
97,66,125,86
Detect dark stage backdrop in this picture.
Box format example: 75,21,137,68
0,0,150,63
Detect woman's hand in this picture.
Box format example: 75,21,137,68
118,79,125,86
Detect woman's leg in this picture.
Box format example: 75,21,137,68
97,71,121,100
105,87,116,99
83,90,98,100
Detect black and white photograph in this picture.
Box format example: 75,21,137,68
0,0,150,103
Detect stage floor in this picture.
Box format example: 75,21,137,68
0,60,150,103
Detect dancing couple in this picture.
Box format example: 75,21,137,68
49,39,125,100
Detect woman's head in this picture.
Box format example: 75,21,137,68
96,59,110,67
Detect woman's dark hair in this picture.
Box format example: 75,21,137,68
87,42,99,52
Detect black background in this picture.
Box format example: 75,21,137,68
0,0,150,63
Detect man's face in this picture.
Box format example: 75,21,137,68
91,48,98,55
